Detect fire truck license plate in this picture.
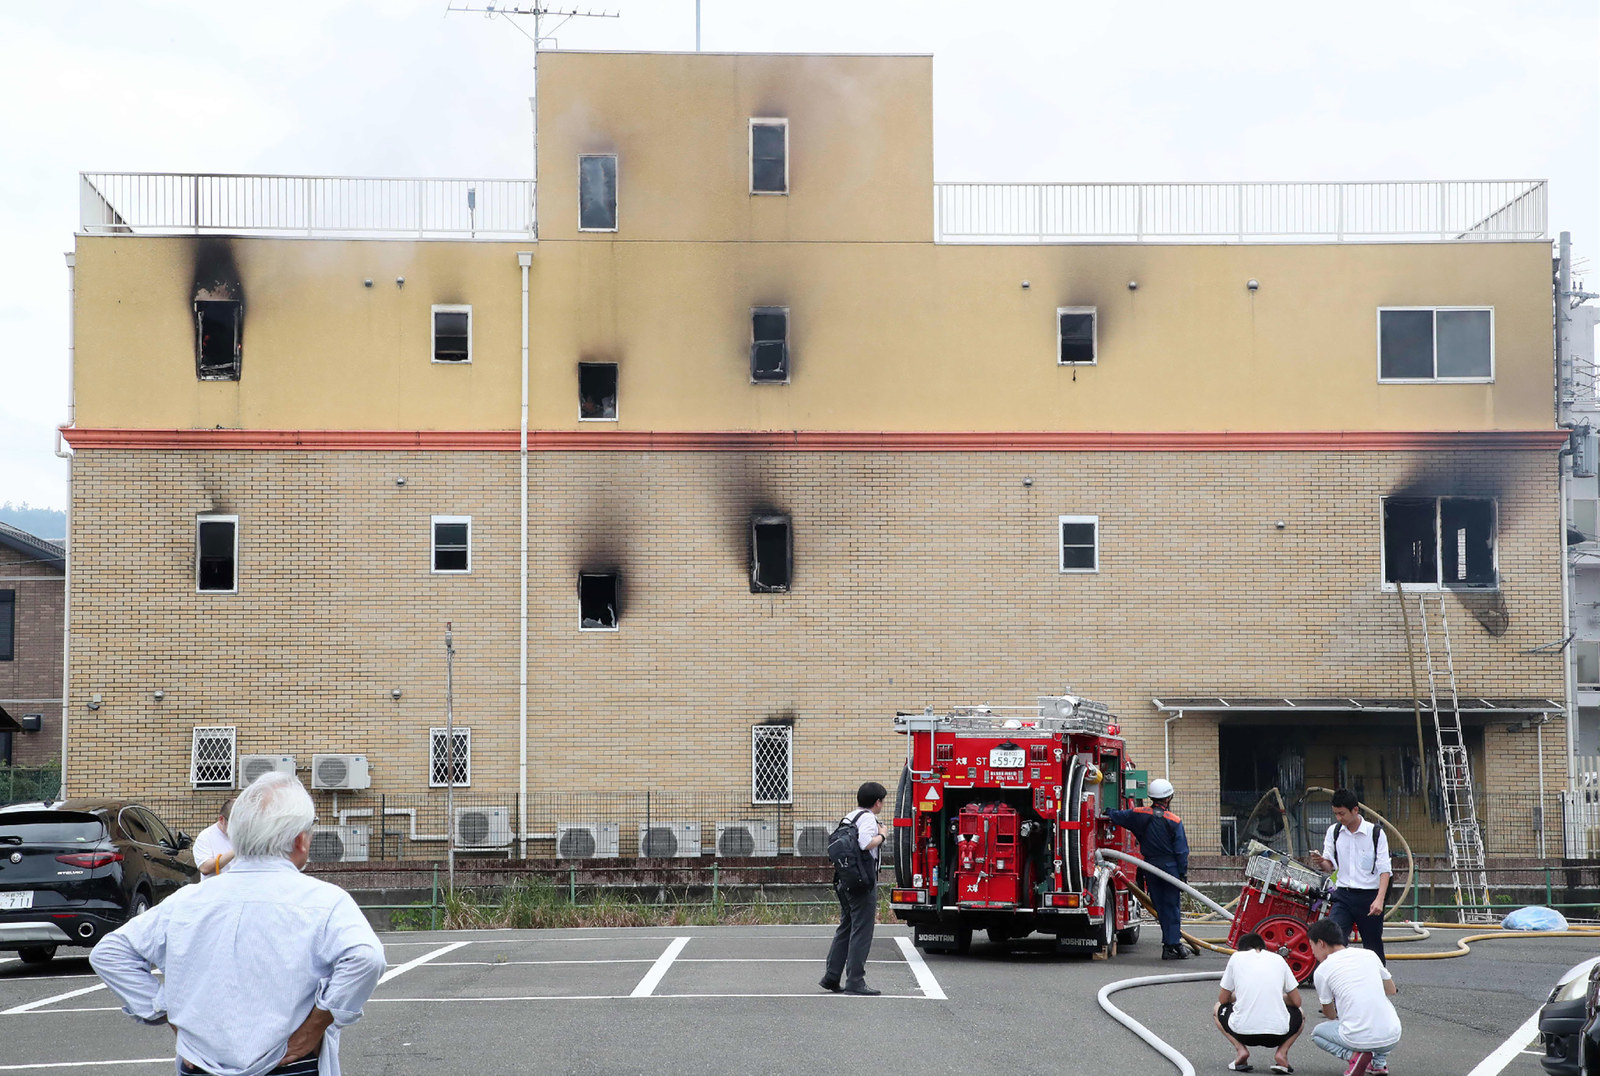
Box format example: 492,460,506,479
990,748,1026,769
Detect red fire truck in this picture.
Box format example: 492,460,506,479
889,695,1150,956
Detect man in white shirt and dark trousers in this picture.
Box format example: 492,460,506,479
1308,917,1402,1076
1308,788,1392,965
1214,931,1304,1073
91,773,387,1076
821,781,887,997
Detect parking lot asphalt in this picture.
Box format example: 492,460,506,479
0,923,1589,1075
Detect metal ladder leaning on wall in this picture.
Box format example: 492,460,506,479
1416,594,1494,921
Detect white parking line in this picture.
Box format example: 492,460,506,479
894,936,947,1001
427,959,656,967
630,936,690,998
0,983,107,1016
375,940,471,986
1466,1007,1542,1076
371,992,930,1003
0,1060,169,1071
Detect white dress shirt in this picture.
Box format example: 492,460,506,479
1321,819,1392,890
90,856,386,1076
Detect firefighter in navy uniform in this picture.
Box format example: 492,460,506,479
1107,778,1192,960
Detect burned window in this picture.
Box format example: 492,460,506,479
1059,515,1098,573
0,589,13,661
1058,308,1096,364
750,514,792,593
579,363,618,420
195,300,241,380
751,307,789,383
432,516,471,573
432,306,471,363
1379,308,1492,381
196,515,238,593
750,119,788,194
579,154,618,231
1382,496,1497,589
579,572,619,630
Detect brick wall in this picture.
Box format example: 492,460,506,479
65,446,1566,852
0,544,64,767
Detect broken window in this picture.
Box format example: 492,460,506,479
1382,496,1497,589
579,363,619,420
750,119,788,194
579,572,619,630
750,514,792,593
429,727,471,787
1058,308,1096,364
751,307,789,383
1379,308,1493,381
196,515,238,593
432,516,471,573
579,154,618,231
432,306,471,363
1059,515,1099,573
195,300,241,380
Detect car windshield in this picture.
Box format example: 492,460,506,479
0,812,106,845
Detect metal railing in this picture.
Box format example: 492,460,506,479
933,179,1547,243
79,173,536,239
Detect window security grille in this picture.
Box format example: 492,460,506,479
430,727,471,787
751,724,793,804
191,726,237,788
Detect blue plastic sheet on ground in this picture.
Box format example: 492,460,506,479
1501,905,1568,931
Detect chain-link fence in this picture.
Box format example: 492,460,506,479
0,764,61,804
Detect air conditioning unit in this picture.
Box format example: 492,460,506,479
556,823,620,859
239,754,296,787
715,820,778,858
454,807,513,849
308,824,369,863
310,754,371,791
793,822,832,858
637,821,701,858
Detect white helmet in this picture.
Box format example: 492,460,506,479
1148,778,1175,800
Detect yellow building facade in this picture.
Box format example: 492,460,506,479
63,52,1568,858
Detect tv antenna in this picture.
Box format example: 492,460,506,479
446,4,621,204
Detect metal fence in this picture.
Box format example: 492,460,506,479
0,765,61,804
79,173,537,239
933,179,1547,243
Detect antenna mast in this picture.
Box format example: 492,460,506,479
446,3,620,219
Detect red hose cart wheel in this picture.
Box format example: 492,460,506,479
1253,914,1316,984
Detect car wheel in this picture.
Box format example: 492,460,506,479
18,946,56,965
130,892,151,917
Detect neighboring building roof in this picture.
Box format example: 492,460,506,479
0,521,65,569
1152,696,1563,714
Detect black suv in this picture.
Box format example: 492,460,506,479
0,801,199,964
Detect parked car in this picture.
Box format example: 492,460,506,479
1539,955,1600,1075
0,800,199,965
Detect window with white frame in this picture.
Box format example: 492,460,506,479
429,727,471,787
1381,496,1497,589
1378,307,1493,382
1059,515,1099,573
579,154,618,231
196,515,238,593
191,726,237,788
432,516,471,574
749,119,788,194
752,724,793,804
1057,307,1097,365
432,305,472,364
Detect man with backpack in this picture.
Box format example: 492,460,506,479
821,781,887,996
1308,789,1392,965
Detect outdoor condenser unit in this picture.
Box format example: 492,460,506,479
555,823,620,859
715,820,778,858
238,754,295,786
793,822,832,858
310,754,371,791
454,807,513,849
308,824,369,864
637,821,701,858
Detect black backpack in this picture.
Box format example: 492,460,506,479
1326,822,1396,905
828,809,876,894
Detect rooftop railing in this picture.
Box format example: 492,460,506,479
933,179,1547,243
79,173,536,239
79,173,1546,244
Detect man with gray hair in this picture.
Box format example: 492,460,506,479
91,773,386,1076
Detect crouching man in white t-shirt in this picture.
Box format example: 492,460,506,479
1308,917,1402,1076
1214,931,1304,1073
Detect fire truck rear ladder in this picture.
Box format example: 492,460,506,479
1416,593,1493,922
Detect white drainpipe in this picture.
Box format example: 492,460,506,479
517,250,533,857
1163,710,1184,780
53,252,76,797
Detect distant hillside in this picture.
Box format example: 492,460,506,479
0,503,66,541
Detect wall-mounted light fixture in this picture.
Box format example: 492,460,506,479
363,279,373,288
153,690,165,701
1247,279,1260,292
391,688,403,700
87,694,102,711
395,476,407,487
1127,280,1139,291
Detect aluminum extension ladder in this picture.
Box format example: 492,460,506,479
1416,594,1494,922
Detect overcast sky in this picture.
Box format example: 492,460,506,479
2,0,1595,511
